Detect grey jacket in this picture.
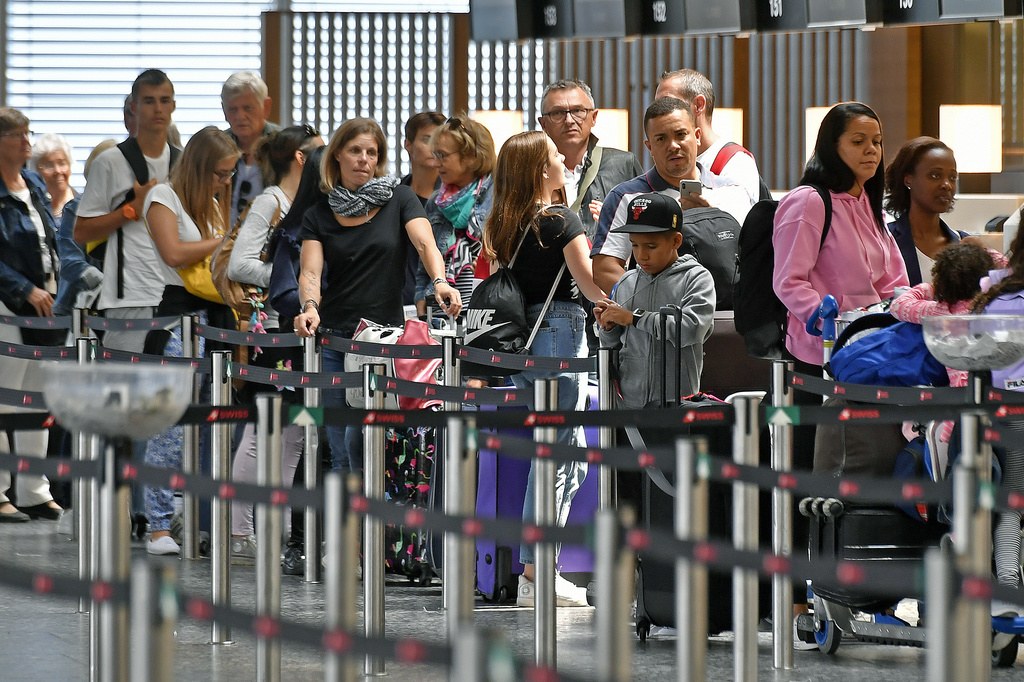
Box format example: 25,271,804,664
575,135,644,239
600,255,716,409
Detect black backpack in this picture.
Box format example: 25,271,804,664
677,206,740,310
734,185,832,359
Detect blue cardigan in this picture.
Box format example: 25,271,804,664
887,212,967,286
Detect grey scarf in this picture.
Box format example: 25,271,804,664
327,175,400,217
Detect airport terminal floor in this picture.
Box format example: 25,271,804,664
3,520,1022,681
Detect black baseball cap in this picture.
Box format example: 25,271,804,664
610,192,682,234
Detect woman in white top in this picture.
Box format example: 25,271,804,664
141,125,238,555
224,124,323,561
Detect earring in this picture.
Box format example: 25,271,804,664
905,185,911,190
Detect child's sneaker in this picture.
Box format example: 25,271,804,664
517,573,590,607
146,535,181,556
231,535,257,565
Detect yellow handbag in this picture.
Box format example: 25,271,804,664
177,255,224,303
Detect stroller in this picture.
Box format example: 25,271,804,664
793,298,1024,666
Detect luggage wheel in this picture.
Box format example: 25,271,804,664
636,618,651,642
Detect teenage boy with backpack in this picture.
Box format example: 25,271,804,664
594,192,715,408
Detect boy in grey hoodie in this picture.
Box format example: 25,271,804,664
595,193,715,408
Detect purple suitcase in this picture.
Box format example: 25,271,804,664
475,385,600,602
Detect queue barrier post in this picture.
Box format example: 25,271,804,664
362,363,387,677
595,507,634,682
952,409,993,682
925,546,955,682
770,360,794,668
75,336,97,613
209,350,233,645
597,347,617,511
533,378,558,670
255,393,283,682
440,332,461,613
324,472,359,682
97,439,131,682
676,437,708,680
180,314,201,560
731,393,762,681
445,414,476,639
129,559,177,682
303,334,323,583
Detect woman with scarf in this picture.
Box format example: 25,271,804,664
415,115,496,319
293,118,461,476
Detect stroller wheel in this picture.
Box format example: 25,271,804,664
814,619,841,655
992,634,1019,668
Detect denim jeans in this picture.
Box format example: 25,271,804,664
322,347,364,476
514,300,589,565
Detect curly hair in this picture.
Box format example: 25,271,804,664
973,228,1024,311
931,242,994,305
884,136,955,217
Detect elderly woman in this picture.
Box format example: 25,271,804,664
415,114,496,318
294,117,461,476
0,108,63,522
29,133,76,220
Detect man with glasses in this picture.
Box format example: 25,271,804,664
74,68,182,353
221,71,281,226
537,78,642,239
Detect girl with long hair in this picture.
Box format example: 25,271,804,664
141,125,239,554
482,131,605,607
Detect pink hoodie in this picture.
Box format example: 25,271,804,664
773,186,909,364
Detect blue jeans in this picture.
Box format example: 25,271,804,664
514,300,589,565
322,347,364,476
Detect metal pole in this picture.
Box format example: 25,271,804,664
952,410,992,682
676,437,708,680
72,306,88,340
97,440,130,682
597,347,616,510
210,350,232,645
595,508,633,682
771,360,794,669
303,334,323,583
180,314,200,560
925,547,954,682
256,393,283,682
324,472,358,682
533,378,557,670
130,559,176,682
75,336,96,612
441,333,461,612
732,394,760,681
89,431,102,682
445,414,476,640
449,626,488,682
363,363,386,677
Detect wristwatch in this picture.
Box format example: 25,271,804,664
302,299,319,313
121,203,138,221
631,309,646,326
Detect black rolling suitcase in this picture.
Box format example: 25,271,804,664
630,306,773,639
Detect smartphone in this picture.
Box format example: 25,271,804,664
679,179,702,198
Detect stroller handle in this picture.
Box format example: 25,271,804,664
806,294,840,341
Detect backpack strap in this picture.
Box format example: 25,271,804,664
570,145,604,213
709,141,754,176
808,184,833,250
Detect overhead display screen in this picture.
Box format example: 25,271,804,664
755,0,811,32
531,0,575,38
682,0,755,33
806,0,882,27
639,0,688,34
469,0,531,41
940,0,1013,18
882,0,945,25
574,0,642,38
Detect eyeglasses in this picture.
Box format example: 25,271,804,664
0,130,34,141
236,179,253,214
301,124,319,138
215,168,237,182
431,149,459,161
444,117,463,131
541,108,593,123
434,117,475,159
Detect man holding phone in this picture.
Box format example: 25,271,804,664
590,97,749,293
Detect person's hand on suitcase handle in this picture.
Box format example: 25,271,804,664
433,280,463,318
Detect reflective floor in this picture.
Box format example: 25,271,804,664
1,518,1021,681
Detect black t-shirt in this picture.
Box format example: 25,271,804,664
299,184,426,335
509,205,584,306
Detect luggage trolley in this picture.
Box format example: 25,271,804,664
794,299,1024,666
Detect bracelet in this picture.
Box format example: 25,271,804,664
432,276,446,288
302,299,319,313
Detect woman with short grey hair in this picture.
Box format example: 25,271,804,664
29,132,76,220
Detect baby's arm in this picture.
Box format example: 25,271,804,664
890,283,948,324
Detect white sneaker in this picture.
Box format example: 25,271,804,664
146,535,181,556
517,573,590,608
231,535,256,565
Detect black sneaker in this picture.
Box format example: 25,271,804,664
282,546,305,576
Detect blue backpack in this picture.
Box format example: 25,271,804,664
828,313,949,387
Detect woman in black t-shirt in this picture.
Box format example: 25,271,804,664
293,118,460,476
482,130,605,605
